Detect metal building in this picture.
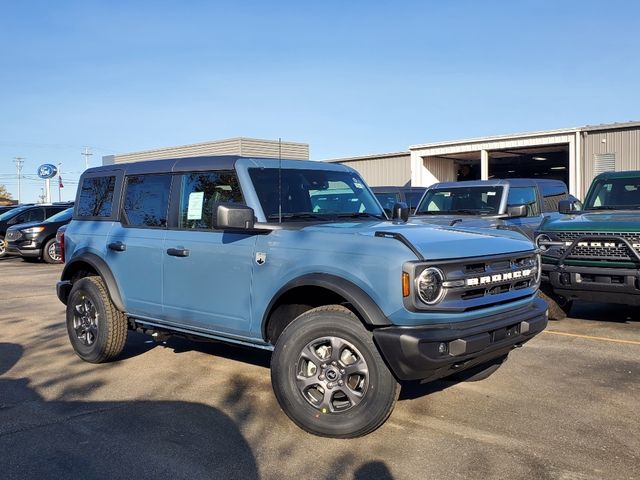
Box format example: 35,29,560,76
327,121,640,199
102,137,309,165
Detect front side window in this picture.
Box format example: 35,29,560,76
77,176,116,217
507,187,539,216
586,178,640,210
249,168,384,222
178,171,243,229
123,174,172,228
14,208,45,224
416,186,503,215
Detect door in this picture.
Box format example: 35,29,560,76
505,186,543,238
162,171,257,337
106,174,171,318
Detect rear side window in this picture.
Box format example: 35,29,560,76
178,171,243,229
122,175,172,228
77,176,116,217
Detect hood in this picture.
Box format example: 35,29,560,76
6,220,42,232
302,220,533,261
541,210,640,233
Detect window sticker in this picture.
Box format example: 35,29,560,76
352,178,364,189
442,192,451,197
187,191,205,220
487,191,497,196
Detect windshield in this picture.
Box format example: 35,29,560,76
44,207,73,223
415,186,504,215
0,206,28,222
585,177,640,210
249,168,385,222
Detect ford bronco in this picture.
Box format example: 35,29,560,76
56,155,547,437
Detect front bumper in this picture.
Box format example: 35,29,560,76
542,262,640,305
5,243,40,257
373,298,548,382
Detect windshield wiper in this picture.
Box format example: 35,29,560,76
585,206,620,210
335,212,385,219
267,212,326,221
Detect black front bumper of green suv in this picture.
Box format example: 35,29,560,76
373,297,548,382
542,262,640,305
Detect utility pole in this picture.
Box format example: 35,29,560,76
13,157,25,204
81,146,93,170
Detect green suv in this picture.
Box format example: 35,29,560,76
536,170,640,319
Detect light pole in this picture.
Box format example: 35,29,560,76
13,157,25,204
57,162,62,202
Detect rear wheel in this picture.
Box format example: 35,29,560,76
271,305,399,438
538,287,572,320
42,238,62,264
66,276,128,363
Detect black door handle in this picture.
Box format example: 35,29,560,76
108,242,126,252
167,247,190,257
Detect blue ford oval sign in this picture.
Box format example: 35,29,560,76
37,164,58,179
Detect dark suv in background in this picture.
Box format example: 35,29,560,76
5,207,73,263
0,203,73,258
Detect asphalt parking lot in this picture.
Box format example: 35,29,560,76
1,256,638,480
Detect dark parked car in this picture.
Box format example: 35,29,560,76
0,205,19,215
5,207,74,263
371,186,426,214
0,203,72,258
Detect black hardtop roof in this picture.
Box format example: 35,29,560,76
594,170,640,180
371,186,426,192
430,178,566,189
83,155,244,176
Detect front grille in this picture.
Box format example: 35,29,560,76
554,231,640,261
5,230,22,241
418,252,540,311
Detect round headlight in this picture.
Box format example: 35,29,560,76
535,234,552,251
534,253,542,284
416,267,445,305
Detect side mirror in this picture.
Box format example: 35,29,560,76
558,199,580,214
391,202,409,223
213,204,255,230
507,204,527,218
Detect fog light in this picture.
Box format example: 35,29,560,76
438,342,448,354
560,272,571,285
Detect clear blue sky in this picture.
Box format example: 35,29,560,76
1,0,638,202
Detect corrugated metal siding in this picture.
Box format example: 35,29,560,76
336,155,411,186
107,138,309,164
581,128,640,194
422,156,456,186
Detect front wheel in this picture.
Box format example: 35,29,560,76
66,276,128,363
271,305,399,438
42,238,62,264
0,235,5,258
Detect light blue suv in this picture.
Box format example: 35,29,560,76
56,155,548,438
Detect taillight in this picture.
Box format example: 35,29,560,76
56,230,65,263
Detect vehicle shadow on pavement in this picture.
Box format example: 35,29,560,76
570,302,640,323
0,342,261,480
161,335,272,369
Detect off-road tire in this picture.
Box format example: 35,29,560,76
42,238,62,264
449,355,508,382
271,305,400,438
66,276,128,363
538,287,572,320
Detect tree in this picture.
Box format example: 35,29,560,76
0,184,13,204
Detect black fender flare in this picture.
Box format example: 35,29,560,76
261,273,391,339
61,252,126,312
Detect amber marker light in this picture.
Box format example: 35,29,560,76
402,272,410,297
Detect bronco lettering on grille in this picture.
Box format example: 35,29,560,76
466,268,533,286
